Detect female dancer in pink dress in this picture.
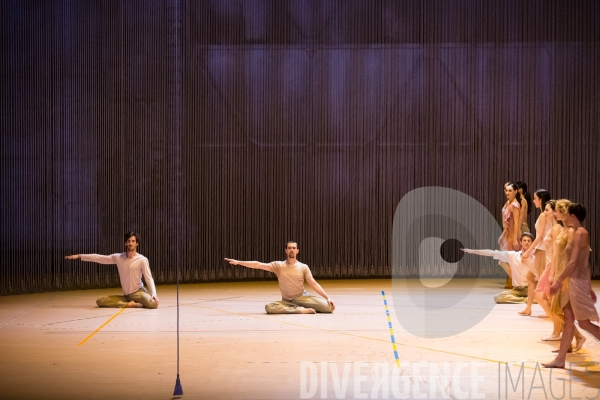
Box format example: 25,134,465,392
519,190,552,316
502,183,522,251
516,182,532,234
543,204,600,368
499,182,522,288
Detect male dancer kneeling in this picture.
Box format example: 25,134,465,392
462,233,536,304
225,241,335,314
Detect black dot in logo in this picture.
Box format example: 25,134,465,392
440,238,464,263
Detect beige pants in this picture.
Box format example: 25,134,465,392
265,292,333,314
494,286,528,304
96,287,158,309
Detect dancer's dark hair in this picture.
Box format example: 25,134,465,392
125,231,140,244
568,203,587,222
521,232,534,241
505,182,523,204
516,182,532,214
534,189,551,211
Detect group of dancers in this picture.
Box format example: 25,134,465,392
65,236,335,314
464,182,600,368
64,182,599,368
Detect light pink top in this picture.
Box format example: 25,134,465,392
81,253,157,296
502,200,521,252
534,216,552,251
542,225,555,267
502,200,520,229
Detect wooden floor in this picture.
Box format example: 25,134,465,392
1,279,600,400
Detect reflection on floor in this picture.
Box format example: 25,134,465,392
0,279,599,399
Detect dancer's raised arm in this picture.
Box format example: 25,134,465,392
461,248,509,262
224,258,273,272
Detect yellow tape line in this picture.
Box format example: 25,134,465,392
77,308,126,346
381,292,401,368
185,301,578,376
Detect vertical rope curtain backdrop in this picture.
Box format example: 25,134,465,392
1,1,599,295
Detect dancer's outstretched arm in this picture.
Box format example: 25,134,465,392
224,258,273,272
461,248,509,263
65,254,115,263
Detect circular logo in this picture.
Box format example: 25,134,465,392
391,187,503,338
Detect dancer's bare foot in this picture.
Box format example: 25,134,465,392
537,314,549,318
300,308,316,314
125,301,143,308
518,309,531,316
574,336,587,352
542,335,561,341
542,360,565,369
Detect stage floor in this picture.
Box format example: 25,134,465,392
1,279,600,400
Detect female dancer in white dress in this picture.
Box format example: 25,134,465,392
519,190,552,316
543,204,600,368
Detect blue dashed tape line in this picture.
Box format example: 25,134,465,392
381,290,400,368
